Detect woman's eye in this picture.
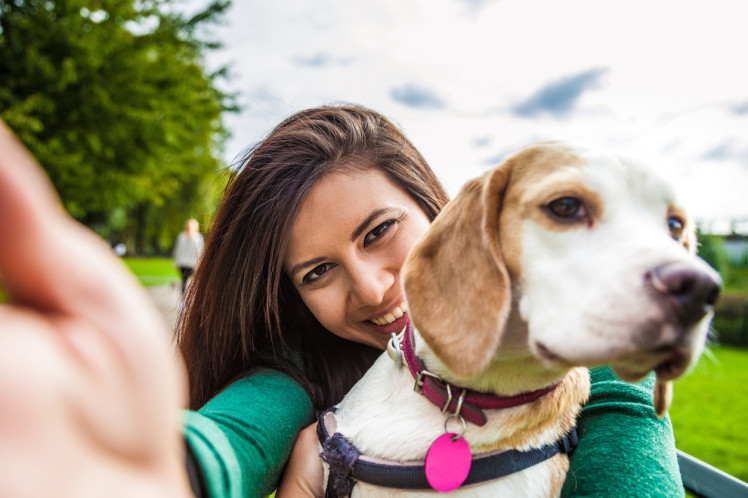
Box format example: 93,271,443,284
547,197,585,219
302,263,334,284
364,220,396,246
668,217,684,241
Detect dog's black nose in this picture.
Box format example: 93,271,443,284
647,262,722,325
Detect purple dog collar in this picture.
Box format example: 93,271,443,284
401,321,559,426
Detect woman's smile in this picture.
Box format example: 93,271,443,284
285,167,431,350
368,302,407,326
361,301,410,337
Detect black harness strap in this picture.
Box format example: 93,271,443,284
317,407,579,496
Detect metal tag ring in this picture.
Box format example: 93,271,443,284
444,414,467,440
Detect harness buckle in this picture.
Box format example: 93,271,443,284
414,369,442,393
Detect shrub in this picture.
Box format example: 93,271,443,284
697,230,730,283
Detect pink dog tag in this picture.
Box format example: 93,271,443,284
425,433,472,492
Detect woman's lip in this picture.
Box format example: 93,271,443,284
362,313,410,336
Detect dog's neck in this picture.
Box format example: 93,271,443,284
412,305,570,396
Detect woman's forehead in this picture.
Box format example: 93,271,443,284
301,170,407,220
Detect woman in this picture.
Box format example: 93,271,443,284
178,105,683,497
0,106,682,498
177,105,447,497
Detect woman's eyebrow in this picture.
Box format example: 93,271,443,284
350,207,398,242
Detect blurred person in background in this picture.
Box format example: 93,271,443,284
173,218,204,296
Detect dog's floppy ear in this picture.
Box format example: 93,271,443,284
653,378,673,418
402,163,512,378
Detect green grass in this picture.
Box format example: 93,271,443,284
122,257,180,287
670,345,748,482
0,258,177,298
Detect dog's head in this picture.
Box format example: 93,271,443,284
402,142,721,416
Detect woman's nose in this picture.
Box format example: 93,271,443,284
349,262,395,307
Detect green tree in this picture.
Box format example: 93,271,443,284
0,0,236,254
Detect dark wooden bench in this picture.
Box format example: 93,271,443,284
678,450,748,497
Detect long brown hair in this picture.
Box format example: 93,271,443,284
177,104,449,411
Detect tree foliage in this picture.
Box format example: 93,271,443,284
697,229,730,282
0,0,235,254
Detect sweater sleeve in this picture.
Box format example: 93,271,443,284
183,370,315,498
561,367,684,497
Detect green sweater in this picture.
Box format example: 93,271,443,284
184,371,314,498
561,368,683,497
184,367,683,497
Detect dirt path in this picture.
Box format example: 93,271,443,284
144,283,180,333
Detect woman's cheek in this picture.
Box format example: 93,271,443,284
398,229,426,264
300,285,347,332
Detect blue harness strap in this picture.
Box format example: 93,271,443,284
317,407,579,497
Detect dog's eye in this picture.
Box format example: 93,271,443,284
668,217,685,241
547,197,584,219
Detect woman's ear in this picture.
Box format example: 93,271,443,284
402,164,513,378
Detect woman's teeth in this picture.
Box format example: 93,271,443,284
370,304,407,326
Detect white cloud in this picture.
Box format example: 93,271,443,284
185,0,748,222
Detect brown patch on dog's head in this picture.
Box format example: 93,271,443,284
496,144,595,280
402,164,513,377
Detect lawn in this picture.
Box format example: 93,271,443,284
670,345,748,482
122,257,180,287
0,258,177,298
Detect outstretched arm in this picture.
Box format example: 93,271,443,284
0,120,191,497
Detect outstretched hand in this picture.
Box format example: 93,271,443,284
0,121,191,497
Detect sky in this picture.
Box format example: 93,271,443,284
182,0,748,232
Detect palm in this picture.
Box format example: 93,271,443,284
0,121,190,497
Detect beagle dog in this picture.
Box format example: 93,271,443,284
317,142,721,497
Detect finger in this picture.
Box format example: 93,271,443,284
0,120,153,328
0,120,186,410
0,120,66,293
277,423,325,497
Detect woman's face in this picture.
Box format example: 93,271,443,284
285,168,431,350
